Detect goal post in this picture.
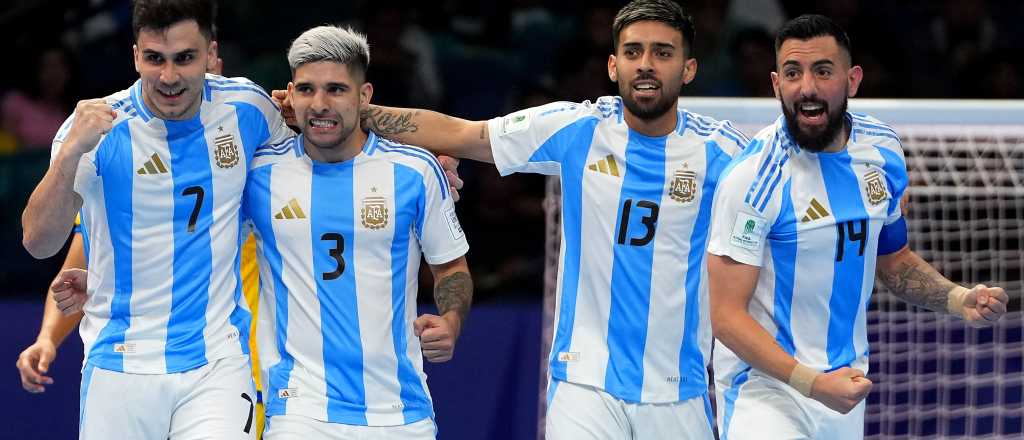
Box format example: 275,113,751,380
538,98,1024,439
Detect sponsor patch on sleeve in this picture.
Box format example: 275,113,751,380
500,110,532,136
729,212,768,251
444,207,465,241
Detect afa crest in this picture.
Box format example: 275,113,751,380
214,132,239,169
864,170,888,205
361,196,389,229
669,168,699,204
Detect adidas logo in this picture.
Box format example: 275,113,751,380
587,154,620,177
137,153,169,175
801,198,830,223
274,198,307,219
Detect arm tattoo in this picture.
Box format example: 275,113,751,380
478,124,485,140
434,271,473,321
360,108,419,136
878,261,957,313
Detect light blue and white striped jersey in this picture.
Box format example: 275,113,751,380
488,96,749,403
707,113,909,390
52,74,292,374
245,132,469,426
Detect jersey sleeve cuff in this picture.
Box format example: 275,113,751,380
424,243,470,266
487,117,517,177
707,243,764,267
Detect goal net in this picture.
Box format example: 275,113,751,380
539,98,1024,439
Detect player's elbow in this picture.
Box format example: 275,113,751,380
22,230,59,259
22,214,62,259
709,307,728,339
710,301,743,346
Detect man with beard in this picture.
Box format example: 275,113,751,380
295,1,750,437
705,15,1008,440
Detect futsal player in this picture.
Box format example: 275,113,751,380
275,1,749,437
706,14,1009,440
245,25,471,439
20,0,293,437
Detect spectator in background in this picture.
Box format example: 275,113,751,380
910,0,1000,97
685,0,731,96
363,5,443,108
976,53,1022,99
461,83,549,298
724,26,775,97
553,4,617,102
2,45,77,150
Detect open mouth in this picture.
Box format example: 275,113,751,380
158,88,186,99
796,101,827,124
308,118,338,130
632,79,661,99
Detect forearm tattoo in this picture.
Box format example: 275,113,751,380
434,271,473,321
878,261,957,312
360,107,419,136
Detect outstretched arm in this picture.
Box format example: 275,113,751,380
416,256,473,363
272,87,492,162
361,105,493,163
877,245,1008,326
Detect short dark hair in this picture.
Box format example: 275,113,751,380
774,14,852,62
132,0,217,41
612,0,695,55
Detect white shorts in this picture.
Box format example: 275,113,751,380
263,414,435,439
716,369,865,440
545,379,715,440
79,354,258,440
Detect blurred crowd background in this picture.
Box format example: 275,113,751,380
1,0,1022,302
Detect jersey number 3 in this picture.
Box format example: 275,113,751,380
321,232,346,280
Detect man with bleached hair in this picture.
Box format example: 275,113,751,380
248,25,473,439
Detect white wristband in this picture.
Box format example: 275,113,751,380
788,363,820,398
947,286,970,318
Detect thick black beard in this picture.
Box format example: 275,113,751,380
620,84,678,121
781,97,848,152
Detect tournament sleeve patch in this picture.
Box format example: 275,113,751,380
500,109,532,136
729,212,768,251
444,207,465,241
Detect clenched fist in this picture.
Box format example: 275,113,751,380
63,99,117,156
810,367,873,414
52,268,89,316
415,313,461,363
